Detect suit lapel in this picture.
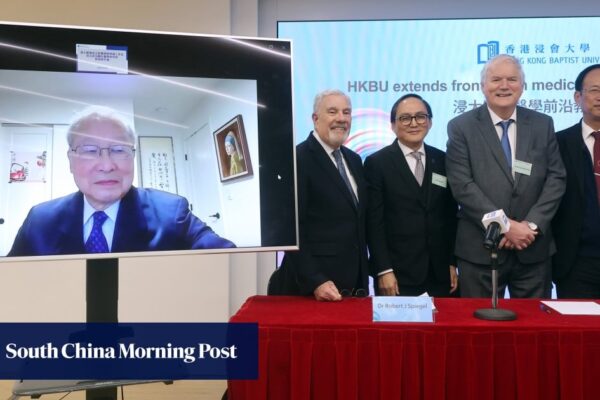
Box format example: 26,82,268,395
342,146,363,207
477,106,513,183
57,192,86,254
307,133,357,210
565,123,586,201
112,188,149,252
424,145,441,208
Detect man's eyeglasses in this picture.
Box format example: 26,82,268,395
70,145,136,160
396,114,430,126
340,288,368,298
582,87,600,97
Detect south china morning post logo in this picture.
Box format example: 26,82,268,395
5,342,238,364
0,323,258,380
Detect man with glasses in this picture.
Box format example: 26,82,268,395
8,106,234,256
446,54,565,298
365,93,458,297
552,64,600,298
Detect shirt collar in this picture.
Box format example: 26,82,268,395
397,139,425,157
581,119,598,140
83,196,121,224
312,130,338,155
487,106,517,126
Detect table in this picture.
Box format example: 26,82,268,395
228,296,600,400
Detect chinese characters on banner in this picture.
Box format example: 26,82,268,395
139,137,178,194
145,152,174,192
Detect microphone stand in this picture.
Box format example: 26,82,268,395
474,238,517,321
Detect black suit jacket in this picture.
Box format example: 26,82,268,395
552,122,589,281
365,141,457,286
269,133,369,295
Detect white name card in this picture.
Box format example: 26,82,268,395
431,172,447,188
76,44,128,74
372,296,434,322
514,159,533,176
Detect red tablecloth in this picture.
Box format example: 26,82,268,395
228,296,600,400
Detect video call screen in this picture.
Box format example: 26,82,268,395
0,22,297,261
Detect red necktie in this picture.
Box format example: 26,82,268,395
593,131,600,207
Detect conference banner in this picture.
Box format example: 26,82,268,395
279,16,600,158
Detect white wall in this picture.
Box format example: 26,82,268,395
1,0,231,34
259,0,600,37
182,79,261,246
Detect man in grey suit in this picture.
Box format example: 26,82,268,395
446,54,566,298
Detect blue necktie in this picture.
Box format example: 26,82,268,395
85,211,109,253
499,120,513,168
332,149,358,207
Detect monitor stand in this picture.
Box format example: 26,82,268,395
13,258,171,399
86,258,118,400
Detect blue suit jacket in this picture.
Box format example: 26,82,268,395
8,187,235,256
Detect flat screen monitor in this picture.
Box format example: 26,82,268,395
0,21,297,261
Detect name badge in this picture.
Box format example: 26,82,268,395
514,159,532,176
372,296,434,322
431,172,447,188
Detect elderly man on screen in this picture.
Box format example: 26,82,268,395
8,106,234,257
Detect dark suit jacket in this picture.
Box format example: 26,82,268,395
269,132,369,295
552,122,589,280
365,141,457,287
446,105,566,265
8,187,235,256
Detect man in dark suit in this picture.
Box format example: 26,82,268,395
446,54,566,298
8,106,234,257
268,89,369,301
552,64,600,298
365,94,458,297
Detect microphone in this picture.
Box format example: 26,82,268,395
481,210,511,250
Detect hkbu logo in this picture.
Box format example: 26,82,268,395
477,41,500,64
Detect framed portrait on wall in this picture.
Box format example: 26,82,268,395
213,115,253,182
138,136,178,194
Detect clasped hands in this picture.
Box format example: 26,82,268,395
498,219,538,250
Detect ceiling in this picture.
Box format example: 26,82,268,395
0,69,232,131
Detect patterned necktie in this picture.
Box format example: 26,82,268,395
332,149,358,207
85,211,109,253
593,131,600,207
499,120,513,168
410,151,425,186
